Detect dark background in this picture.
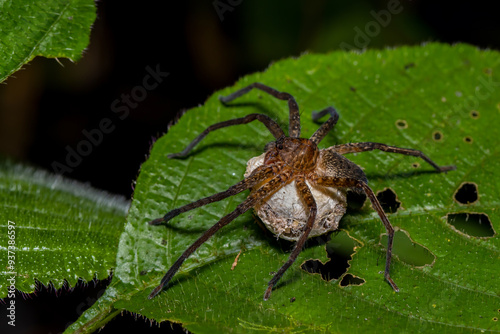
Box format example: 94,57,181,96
0,0,499,333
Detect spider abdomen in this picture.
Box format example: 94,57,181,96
245,153,347,241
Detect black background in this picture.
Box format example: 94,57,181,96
0,0,499,333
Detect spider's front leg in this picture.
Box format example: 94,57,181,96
310,106,339,145
219,82,302,137
170,82,311,159
168,113,284,158
264,177,317,300
314,175,399,292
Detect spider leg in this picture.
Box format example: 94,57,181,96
149,164,277,225
264,176,317,300
358,181,399,292
169,113,285,158
333,142,456,172
314,176,399,292
310,106,340,145
148,172,288,299
219,82,301,138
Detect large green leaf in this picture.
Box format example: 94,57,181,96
69,43,500,333
0,160,128,297
0,0,96,82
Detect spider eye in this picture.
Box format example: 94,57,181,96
276,137,285,150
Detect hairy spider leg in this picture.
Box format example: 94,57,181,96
310,107,340,145
264,176,317,300
333,142,456,172
149,164,277,225
148,172,289,299
357,181,399,291
314,176,399,292
168,113,284,158
219,82,301,138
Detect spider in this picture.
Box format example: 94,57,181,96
147,82,455,300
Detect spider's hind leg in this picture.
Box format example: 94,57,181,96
264,177,317,300
313,176,399,292
333,142,456,172
148,165,276,226
148,171,287,299
358,181,399,292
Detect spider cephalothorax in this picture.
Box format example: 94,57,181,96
264,137,319,170
148,82,455,300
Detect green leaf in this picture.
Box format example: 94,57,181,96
0,0,96,82
0,159,128,297
70,43,500,333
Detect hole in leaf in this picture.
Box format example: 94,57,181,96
346,189,367,211
446,213,495,238
395,120,408,129
340,274,365,287
470,110,480,119
381,230,435,266
433,131,443,141
376,188,401,213
464,136,473,144
454,182,479,205
404,62,415,70
301,231,358,281
412,162,420,168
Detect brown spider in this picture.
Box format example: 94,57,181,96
147,83,455,300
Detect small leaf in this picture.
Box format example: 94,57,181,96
0,0,96,82
0,160,128,297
